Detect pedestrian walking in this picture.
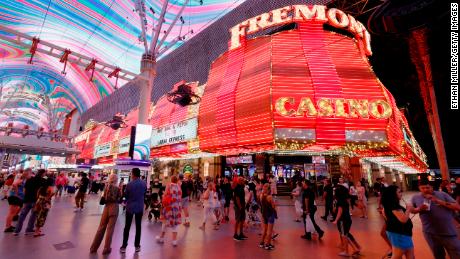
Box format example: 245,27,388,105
120,168,147,253
259,183,277,250
301,180,324,240
90,174,120,255
221,177,232,222
14,169,45,236
233,177,248,241
75,173,89,212
55,173,67,197
292,181,303,222
199,182,220,230
179,174,193,226
381,185,414,259
332,185,361,257
156,175,182,246
4,171,27,233
410,178,460,259
356,181,368,218
321,179,334,221
33,178,55,237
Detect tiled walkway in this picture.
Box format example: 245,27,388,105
0,192,437,259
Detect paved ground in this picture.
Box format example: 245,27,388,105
0,192,437,259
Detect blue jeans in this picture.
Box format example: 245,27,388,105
15,202,36,233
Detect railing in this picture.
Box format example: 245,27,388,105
0,126,75,148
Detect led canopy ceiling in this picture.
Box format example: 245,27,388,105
0,0,246,130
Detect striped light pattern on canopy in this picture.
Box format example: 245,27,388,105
0,0,246,129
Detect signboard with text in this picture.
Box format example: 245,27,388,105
151,118,198,147
94,143,111,158
226,155,253,164
118,137,130,154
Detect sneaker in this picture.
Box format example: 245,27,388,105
264,244,275,250
233,234,242,241
338,251,351,257
80,208,84,212
119,246,126,253
102,248,111,255
156,236,164,244
4,226,15,232
74,208,80,212
172,240,178,247
135,246,141,252
239,234,248,240
13,232,19,236
301,234,312,240
318,231,324,239
259,242,265,248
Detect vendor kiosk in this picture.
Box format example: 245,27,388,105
110,159,151,187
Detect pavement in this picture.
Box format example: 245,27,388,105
0,192,437,259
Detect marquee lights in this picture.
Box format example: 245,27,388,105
72,4,426,174
229,5,372,55
275,97,393,119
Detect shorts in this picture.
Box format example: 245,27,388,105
386,231,414,250
181,197,190,208
263,214,276,225
224,198,231,208
234,206,246,222
8,196,23,207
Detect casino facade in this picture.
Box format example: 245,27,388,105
74,3,427,190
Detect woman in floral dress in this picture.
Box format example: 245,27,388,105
156,175,182,246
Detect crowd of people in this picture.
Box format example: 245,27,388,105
2,169,460,258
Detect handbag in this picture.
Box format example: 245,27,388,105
305,214,315,233
162,187,172,207
99,188,107,205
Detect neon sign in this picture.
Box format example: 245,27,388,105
274,97,392,119
230,5,372,55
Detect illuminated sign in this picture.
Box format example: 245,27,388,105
230,5,372,55
151,118,198,147
226,155,253,164
274,97,392,119
94,143,111,158
134,124,153,160
118,137,130,154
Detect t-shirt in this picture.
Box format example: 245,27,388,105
79,177,90,193
222,183,232,200
181,180,193,198
324,184,333,201
336,199,351,222
384,204,413,236
411,191,457,236
233,184,245,208
293,186,302,203
67,177,76,187
23,176,45,203
302,188,316,210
